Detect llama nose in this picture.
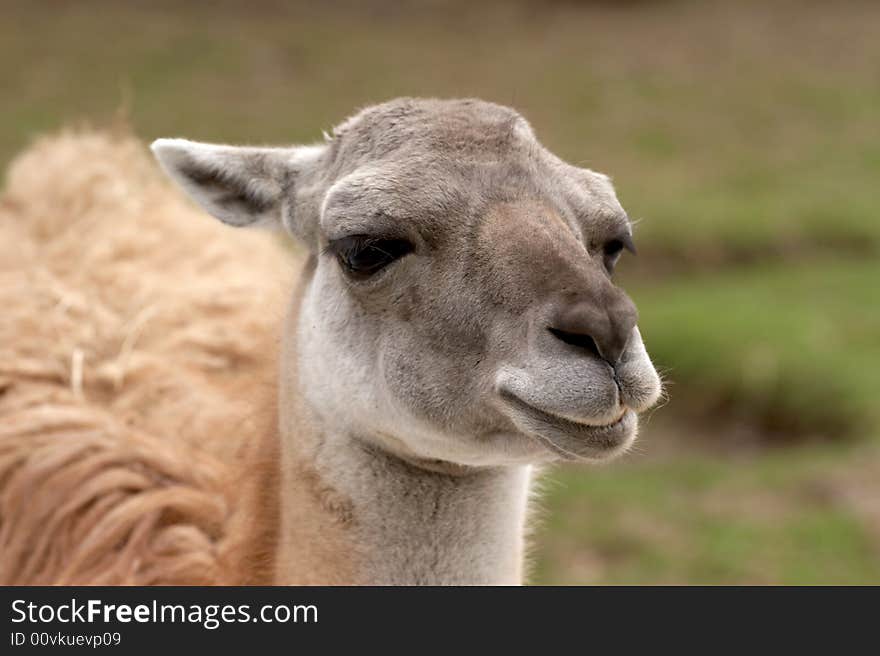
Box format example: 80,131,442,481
547,292,638,366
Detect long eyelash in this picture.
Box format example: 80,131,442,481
363,241,395,259
323,235,368,257
323,235,396,256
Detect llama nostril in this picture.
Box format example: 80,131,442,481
547,327,601,360
548,294,636,366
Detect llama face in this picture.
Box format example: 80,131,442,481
152,98,662,467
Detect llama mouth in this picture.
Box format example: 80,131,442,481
497,390,636,461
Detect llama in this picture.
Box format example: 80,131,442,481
1,99,661,585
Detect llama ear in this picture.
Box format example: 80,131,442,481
150,138,325,231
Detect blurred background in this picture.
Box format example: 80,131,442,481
3,0,878,584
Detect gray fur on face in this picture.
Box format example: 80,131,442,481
152,98,662,466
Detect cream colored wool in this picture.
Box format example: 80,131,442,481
0,130,293,584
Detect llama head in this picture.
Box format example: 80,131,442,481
152,98,662,467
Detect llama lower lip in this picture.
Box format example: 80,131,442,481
498,390,636,461
599,407,628,427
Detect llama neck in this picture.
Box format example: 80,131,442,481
273,412,532,585
349,448,531,585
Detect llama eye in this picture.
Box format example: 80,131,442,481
604,239,625,258
602,234,636,274
326,235,414,279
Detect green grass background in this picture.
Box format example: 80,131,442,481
3,0,878,584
